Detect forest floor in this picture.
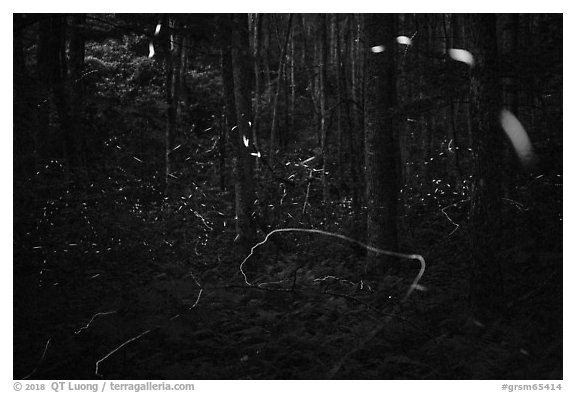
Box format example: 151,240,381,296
13,174,562,380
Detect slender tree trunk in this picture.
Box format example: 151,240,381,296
221,43,237,194
318,14,329,202
40,15,71,169
14,14,34,178
289,30,296,138
342,15,356,206
354,15,367,212
263,17,271,105
422,117,434,180
269,14,293,167
178,34,188,118
349,15,361,212
163,17,179,194
502,13,520,200
36,16,53,166
335,15,344,190
69,14,86,170
251,13,262,161
219,113,227,191
283,40,290,146
300,15,320,145
445,14,463,179
230,13,257,253
364,14,399,272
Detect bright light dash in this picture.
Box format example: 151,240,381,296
396,36,412,45
448,48,474,67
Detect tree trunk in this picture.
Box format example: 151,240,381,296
163,16,178,194
36,16,52,166
289,30,296,139
251,14,263,163
467,14,504,320
445,13,464,179
268,14,293,167
335,14,344,191
502,13,520,200
178,34,189,118
350,14,365,214
364,14,399,273
38,15,70,168
14,14,35,178
69,14,86,170
262,17,272,105
230,14,257,253
318,14,329,202
219,113,227,191
221,30,236,193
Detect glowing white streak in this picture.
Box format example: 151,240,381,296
22,339,51,380
500,109,536,167
448,48,475,67
75,311,117,334
396,36,412,45
95,329,152,377
239,228,426,302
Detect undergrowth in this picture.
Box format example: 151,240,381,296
13,155,562,380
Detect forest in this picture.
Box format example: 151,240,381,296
13,13,562,379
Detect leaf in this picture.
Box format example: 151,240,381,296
371,45,385,53
448,48,474,67
500,109,537,167
243,135,249,147
154,23,162,36
148,42,155,58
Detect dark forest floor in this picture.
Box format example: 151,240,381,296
13,174,562,380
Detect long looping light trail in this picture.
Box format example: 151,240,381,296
239,228,426,302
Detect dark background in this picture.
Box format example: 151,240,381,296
13,13,562,379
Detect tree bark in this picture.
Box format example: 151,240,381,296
251,14,263,162
69,14,86,169
268,14,293,167
350,14,365,214
288,29,296,140
467,14,504,320
163,16,178,194
230,14,257,253
445,13,464,179
364,14,399,272
502,13,520,200
36,15,52,165
37,15,70,167
335,14,344,191
318,14,329,202
178,34,189,118
219,113,227,191
14,14,35,178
